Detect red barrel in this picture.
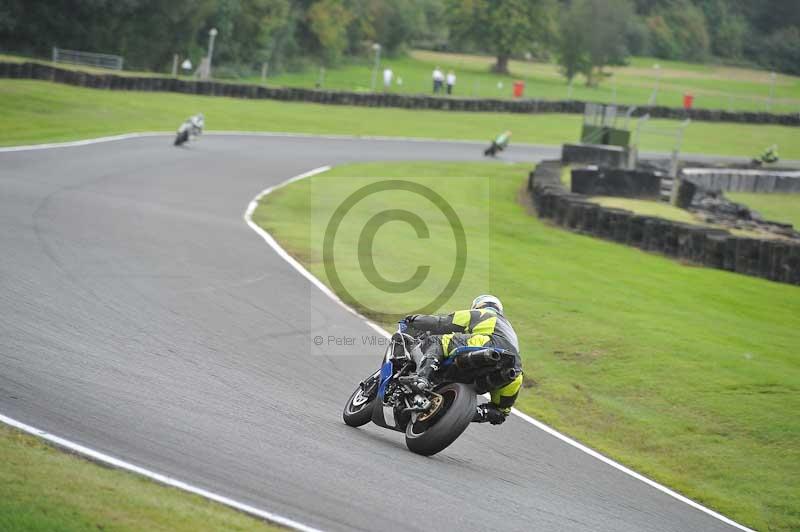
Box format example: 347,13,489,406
683,93,694,109
513,80,525,98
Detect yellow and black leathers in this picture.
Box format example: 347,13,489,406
406,308,523,415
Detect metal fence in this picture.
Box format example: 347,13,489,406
52,47,123,71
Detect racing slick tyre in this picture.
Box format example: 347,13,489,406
404,383,476,456
342,371,379,427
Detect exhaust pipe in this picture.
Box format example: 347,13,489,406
455,349,502,370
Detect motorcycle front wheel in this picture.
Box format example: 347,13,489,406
342,371,379,427
404,383,476,456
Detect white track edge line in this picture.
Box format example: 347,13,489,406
247,166,754,532
0,414,323,532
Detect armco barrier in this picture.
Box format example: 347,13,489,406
527,160,800,285
681,168,800,193
2,61,799,126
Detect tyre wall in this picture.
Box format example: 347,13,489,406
571,167,663,199
528,160,800,285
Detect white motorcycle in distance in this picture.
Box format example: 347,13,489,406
174,113,204,146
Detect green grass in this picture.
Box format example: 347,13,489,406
258,49,800,114
728,192,800,228
589,196,699,223
584,196,779,239
0,424,283,531
2,80,800,159
254,161,800,532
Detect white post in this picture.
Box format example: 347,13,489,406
52,47,57,63
370,43,381,92
768,72,776,112
612,76,617,105
648,63,661,106
567,78,574,99
318,66,325,88
261,62,268,82
172,54,179,77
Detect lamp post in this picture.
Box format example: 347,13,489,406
648,63,662,106
370,43,381,92
206,28,218,79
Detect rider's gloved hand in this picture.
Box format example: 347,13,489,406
398,319,409,333
473,404,507,425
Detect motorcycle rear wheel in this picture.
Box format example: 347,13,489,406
342,371,379,427
174,131,189,146
404,383,476,456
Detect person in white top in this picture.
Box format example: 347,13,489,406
446,70,456,95
383,67,393,91
432,66,444,94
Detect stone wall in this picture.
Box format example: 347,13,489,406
681,168,800,193
528,160,800,285
3,61,799,126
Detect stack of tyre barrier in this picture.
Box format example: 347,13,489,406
528,160,800,285
571,167,663,199
2,61,800,125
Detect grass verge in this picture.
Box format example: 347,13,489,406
253,161,800,531
0,423,283,531
5,49,800,113
728,192,800,229
2,80,800,159
256,50,800,113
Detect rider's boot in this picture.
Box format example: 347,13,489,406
473,403,507,425
414,355,439,391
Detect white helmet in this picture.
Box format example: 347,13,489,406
471,294,503,312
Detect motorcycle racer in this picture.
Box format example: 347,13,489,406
402,295,523,425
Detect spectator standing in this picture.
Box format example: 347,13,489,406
446,70,456,95
383,67,393,91
432,66,444,94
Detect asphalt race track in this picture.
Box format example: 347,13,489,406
0,135,742,531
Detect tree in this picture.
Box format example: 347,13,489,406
556,2,590,83
557,0,632,86
645,0,709,61
447,0,555,74
306,0,353,65
760,26,800,76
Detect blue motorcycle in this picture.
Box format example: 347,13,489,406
342,324,517,455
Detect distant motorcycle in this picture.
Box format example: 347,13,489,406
484,130,511,157
342,323,518,455
751,144,779,167
174,113,204,146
